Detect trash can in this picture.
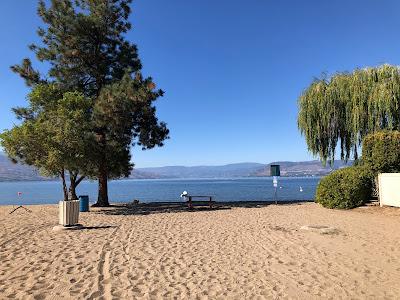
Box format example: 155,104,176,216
79,195,89,212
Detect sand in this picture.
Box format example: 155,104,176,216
1,202,400,299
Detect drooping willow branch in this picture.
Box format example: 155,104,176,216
298,64,400,165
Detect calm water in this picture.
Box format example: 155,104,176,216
0,177,321,205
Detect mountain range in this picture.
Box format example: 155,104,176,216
0,154,48,181
132,160,351,179
133,163,266,179
0,152,351,181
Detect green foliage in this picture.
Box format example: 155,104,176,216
298,64,400,165
14,0,141,93
315,166,372,209
362,131,400,175
93,73,169,179
10,0,169,206
0,84,94,200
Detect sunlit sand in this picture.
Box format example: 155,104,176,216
1,202,400,299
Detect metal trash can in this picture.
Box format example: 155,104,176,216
79,195,89,212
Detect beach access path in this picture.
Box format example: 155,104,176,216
1,202,400,299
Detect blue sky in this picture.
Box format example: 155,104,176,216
1,1,400,167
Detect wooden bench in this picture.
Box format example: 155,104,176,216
185,195,214,209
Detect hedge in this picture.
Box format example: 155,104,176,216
315,166,372,209
362,130,400,175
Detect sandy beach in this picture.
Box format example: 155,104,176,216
1,202,400,299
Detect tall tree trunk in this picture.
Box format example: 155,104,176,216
94,132,110,207
96,166,109,206
60,170,68,201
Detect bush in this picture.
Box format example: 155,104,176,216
315,166,372,209
362,131,400,175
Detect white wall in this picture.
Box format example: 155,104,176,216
379,173,400,208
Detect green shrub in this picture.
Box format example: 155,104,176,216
315,166,372,209
362,131,400,175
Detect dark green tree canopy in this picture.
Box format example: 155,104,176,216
93,73,169,179
13,0,140,94
10,0,169,206
298,64,400,164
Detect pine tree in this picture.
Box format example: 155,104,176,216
11,0,169,206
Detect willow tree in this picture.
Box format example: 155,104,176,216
298,64,400,164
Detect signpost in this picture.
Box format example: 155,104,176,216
270,165,280,204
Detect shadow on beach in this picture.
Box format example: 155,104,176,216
81,225,119,230
94,200,314,216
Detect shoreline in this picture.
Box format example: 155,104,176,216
0,199,315,208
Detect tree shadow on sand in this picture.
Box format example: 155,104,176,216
81,225,119,230
94,200,313,216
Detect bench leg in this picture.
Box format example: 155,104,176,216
188,197,193,209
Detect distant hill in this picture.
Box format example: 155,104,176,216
136,161,351,179
251,160,352,177
129,169,166,179
135,163,266,179
0,152,352,181
0,153,49,181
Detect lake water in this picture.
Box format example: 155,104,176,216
0,177,321,205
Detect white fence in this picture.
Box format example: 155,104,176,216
378,173,400,207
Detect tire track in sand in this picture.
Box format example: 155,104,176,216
89,226,119,300
102,251,112,298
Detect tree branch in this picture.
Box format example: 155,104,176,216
75,175,85,186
